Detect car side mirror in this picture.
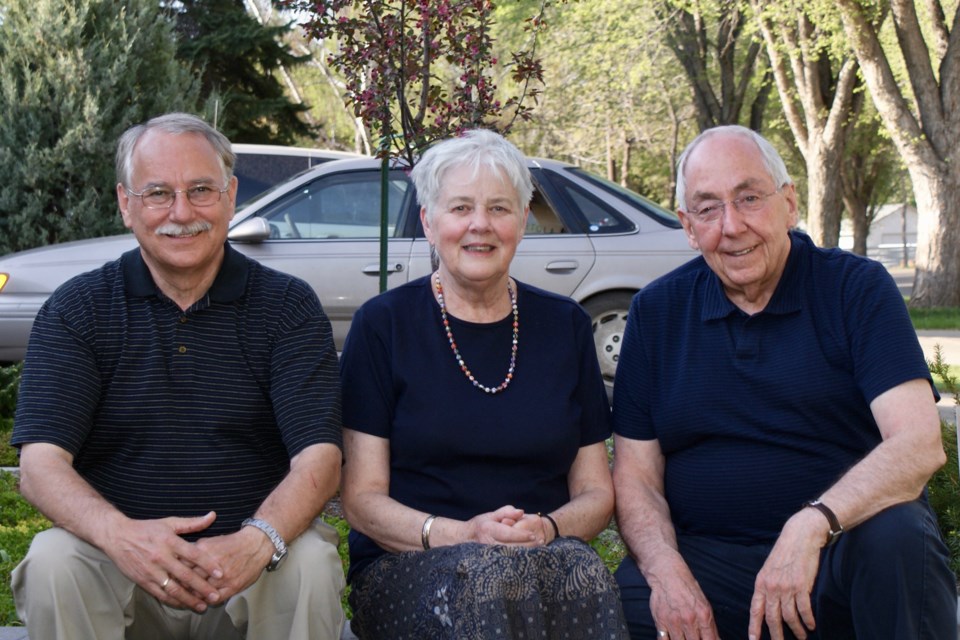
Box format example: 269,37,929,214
228,216,272,243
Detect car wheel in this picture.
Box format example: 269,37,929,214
583,292,634,393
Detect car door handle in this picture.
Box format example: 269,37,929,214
363,263,404,275
545,261,579,272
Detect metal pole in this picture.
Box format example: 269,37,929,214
379,153,389,293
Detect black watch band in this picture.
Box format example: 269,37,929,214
803,500,843,547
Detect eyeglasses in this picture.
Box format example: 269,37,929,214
687,187,782,224
125,184,229,209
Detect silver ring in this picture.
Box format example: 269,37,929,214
657,631,668,639
161,576,171,589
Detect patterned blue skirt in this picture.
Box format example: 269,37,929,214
349,537,629,639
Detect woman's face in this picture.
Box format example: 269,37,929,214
421,163,528,290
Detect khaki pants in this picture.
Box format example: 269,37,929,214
11,520,346,640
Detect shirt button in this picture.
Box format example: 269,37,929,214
178,346,187,354
179,316,188,323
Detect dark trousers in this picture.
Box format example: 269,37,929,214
615,499,957,639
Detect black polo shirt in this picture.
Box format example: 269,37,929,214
13,244,342,537
613,231,934,543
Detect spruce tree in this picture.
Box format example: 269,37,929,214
173,0,315,144
0,0,208,254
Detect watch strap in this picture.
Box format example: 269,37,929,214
803,500,843,547
242,517,287,570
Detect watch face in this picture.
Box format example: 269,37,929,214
267,548,288,571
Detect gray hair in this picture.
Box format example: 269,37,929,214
411,129,533,222
115,112,235,188
675,125,793,211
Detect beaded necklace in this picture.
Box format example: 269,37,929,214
434,273,518,394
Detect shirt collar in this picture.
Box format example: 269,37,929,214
122,243,248,303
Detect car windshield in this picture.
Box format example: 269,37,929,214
565,167,681,228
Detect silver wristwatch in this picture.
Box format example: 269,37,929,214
242,518,288,571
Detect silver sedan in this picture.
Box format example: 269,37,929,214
0,156,696,390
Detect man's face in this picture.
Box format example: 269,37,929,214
677,134,797,309
117,130,237,278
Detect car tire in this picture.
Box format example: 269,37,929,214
582,292,635,394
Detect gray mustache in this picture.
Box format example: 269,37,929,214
155,221,213,237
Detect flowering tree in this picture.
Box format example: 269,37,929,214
283,0,552,163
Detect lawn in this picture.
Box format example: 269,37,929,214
908,306,960,331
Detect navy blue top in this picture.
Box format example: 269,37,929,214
13,245,342,538
340,276,611,578
613,231,935,544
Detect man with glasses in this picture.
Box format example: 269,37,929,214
612,125,955,639
11,113,346,639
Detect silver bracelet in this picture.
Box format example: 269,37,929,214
421,514,438,550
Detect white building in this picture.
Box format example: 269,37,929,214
838,203,916,267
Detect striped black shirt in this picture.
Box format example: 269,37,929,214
13,244,342,537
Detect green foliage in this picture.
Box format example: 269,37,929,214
0,364,21,467
320,512,353,618
927,348,960,575
172,0,316,145
508,0,692,203
590,524,627,573
0,471,50,626
285,0,554,164
0,0,208,255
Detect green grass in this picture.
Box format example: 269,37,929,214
908,307,960,330
319,511,353,619
0,471,49,626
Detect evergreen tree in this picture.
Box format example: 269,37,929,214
0,0,207,254
173,0,315,144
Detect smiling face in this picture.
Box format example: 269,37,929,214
421,163,528,294
117,129,238,284
677,133,798,313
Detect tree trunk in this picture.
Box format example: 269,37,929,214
835,0,959,306
621,133,632,188
804,143,845,248
906,164,960,306
842,189,869,256
606,127,616,182
752,3,859,250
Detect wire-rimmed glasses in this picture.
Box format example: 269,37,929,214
687,187,782,224
125,184,229,209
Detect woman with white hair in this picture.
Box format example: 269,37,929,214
339,129,627,638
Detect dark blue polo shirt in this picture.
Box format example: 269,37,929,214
613,231,934,544
13,244,342,537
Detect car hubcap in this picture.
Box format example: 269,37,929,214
592,308,628,383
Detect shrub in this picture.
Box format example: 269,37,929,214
928,347,960,575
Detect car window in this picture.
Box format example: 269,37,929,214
552,181,634,234
525,190,568,235
234,153,312,205
255,170,412,239
565,167,682,229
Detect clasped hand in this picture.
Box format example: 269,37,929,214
106,511,272,613
466,505,550,547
